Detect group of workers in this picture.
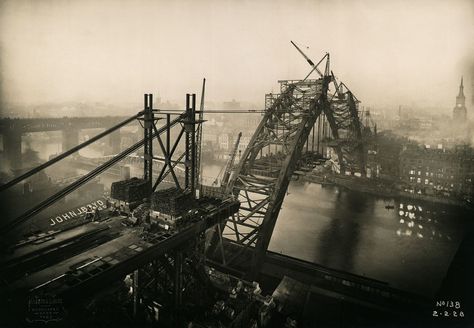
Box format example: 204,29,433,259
83,205,101,222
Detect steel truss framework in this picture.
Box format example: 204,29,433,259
214,54,369,277
148,93,199,195
1,92,205,323
0,93,199,234
132,233,209,322
325,76,368,175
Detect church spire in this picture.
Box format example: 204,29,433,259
453,75,467,122
458,76,464,97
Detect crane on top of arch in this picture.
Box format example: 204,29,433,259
208,41,375,278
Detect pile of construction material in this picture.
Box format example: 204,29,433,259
111,177,149,202
201,185,229,200
150,188,195,216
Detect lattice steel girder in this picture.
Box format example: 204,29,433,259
144,94,154,190
207,53,369,275
325,82,367,175
251,82,330,274
218,76,331,277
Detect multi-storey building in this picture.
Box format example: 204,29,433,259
399,145,474,201
218,133,230,151
374,132,410,181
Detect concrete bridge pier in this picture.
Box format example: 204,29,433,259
3,131,22,169
62,128,79,152
105,130,121,155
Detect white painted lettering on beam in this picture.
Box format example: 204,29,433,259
48,199,106,226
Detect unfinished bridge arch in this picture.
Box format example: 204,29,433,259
210,54,370,277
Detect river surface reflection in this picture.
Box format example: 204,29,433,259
202,164,471,296
269,181,471,297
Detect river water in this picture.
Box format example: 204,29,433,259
203,164,471,297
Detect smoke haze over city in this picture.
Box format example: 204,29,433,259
0,0,473,115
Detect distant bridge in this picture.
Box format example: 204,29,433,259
0,116,136,168
0,116,131,133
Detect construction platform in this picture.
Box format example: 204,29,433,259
0,196,240,324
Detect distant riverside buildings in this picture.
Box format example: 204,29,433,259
200,99,261,162
373,132,474,202
222,99,241,110
379,76,472,146
399,144,474,201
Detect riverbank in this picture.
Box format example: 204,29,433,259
302,173,473,211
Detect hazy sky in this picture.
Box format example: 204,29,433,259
1,0,473,113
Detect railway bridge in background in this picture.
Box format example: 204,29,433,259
0,116,134,168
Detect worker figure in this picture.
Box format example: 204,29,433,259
93,207,100,222
84,205,94,221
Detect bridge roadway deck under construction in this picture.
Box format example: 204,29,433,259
1,201,433,325
0,197,240,318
